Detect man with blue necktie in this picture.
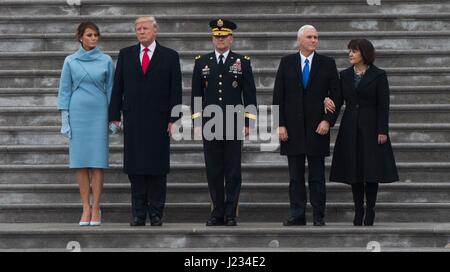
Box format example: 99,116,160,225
272,25,340,226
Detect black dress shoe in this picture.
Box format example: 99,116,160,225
313,218,326,226
150,215,163,226
206,217,225,226
130,218,146,226
283,217,306,226
225,217,237,226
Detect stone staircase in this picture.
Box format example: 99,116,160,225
0,0,449,251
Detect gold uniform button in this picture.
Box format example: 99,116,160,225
219,82,222,85
219,98,223,101
219,75,222,78
219,90,222,93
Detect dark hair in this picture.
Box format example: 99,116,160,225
76,22,100,43
347,39,375,65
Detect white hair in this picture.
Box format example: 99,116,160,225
297,25,317,38
135,16,158,29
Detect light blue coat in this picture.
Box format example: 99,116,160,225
57,47,114,168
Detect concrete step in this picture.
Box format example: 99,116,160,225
4,247,450,252
2,49,450,70
2,0,450,16
1,31,449,52
1,67,449,89
0,143,448,165
1,104,449,126
1,85,448,106
190,86,450,105
0,162,447,184
256,104,450,124
1,14,450,34
0,223,449,250
1,123,450,145
0,202,448,223
0,182,448,204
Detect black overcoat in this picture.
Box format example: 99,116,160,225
272,52,340,156
330,65,399,184
109,42,182,175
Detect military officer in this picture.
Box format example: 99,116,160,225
191,19,257,226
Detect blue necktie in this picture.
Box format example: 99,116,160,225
302,59,310,88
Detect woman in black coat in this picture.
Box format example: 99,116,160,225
325,39,399,226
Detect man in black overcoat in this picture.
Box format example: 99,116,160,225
109,16,182,226
273,25,340,226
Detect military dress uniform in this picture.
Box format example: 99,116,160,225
191,19,257,226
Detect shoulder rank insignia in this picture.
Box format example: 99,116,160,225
195,55,201,60
244,55,251,60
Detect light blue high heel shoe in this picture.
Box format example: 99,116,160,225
79,210,91,226
89,210,102,226
79,221,90,226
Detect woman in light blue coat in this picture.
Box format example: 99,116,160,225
57,22,114,226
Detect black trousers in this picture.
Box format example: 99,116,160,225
351,182,379,211
203,139,242,219
128,174,167,221
287,155,326,221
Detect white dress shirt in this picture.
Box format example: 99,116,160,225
215,49,230,64
300,51,315,72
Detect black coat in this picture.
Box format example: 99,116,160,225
330,65,399,184
109,42,182,175
191,51,257,138
272,52,340,156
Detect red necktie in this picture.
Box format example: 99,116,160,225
142,47,150,74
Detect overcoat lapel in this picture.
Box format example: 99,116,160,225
145,42,162,75
306,53,320,90
341,67,355,92
132,43,142,76
354,66,378,92
293,54,303,90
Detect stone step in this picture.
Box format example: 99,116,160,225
1,123,450,145
1,14,450,34
0,202,448,223
2,0,450,16
1,67,449,89
4,247,450,252
0,223,449,251
0,162,447,184
1,104,449,126
0,143,448,165
2,49,450,69
0,182,448,204
1,31,449,52
255,104,450,124
1,85,448,106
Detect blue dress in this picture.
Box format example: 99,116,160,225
57,47,114,168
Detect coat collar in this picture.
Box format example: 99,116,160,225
341,65,384,91
73,46,103,61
